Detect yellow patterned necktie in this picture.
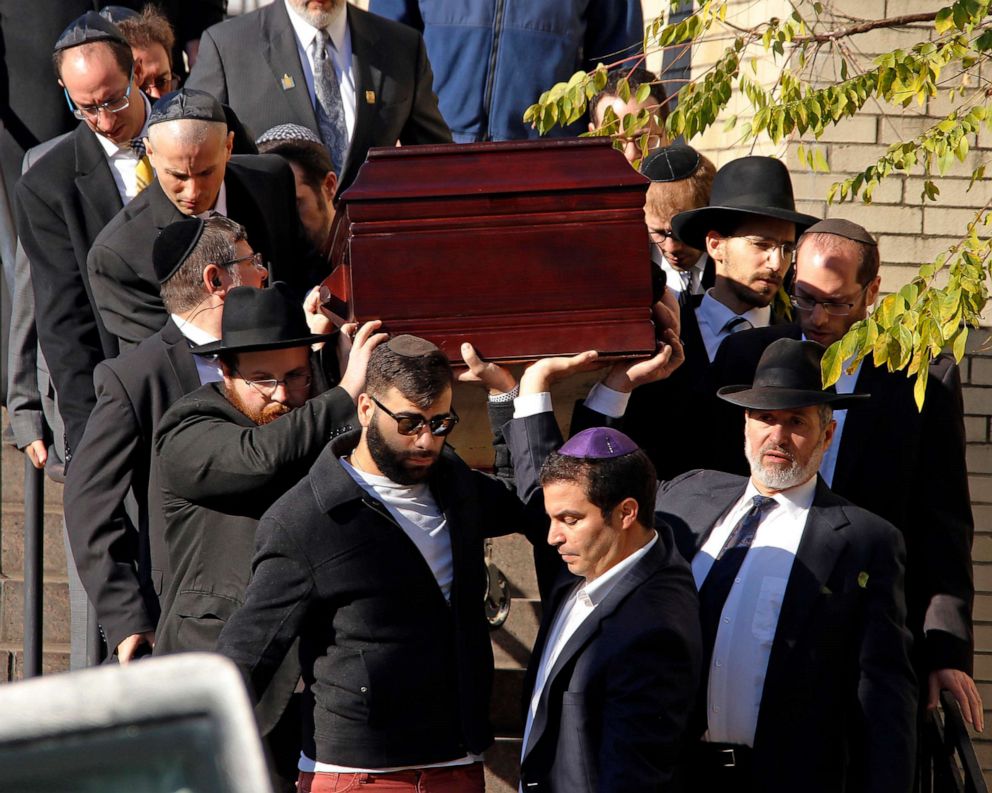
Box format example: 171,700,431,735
130,138,154,194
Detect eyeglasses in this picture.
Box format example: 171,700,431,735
790,286,869,316
218,252,267,273
140,72,179,95
648,227,677,241
371,396,460,437
64,67,133,120
235,369,312,397
732,235,797,265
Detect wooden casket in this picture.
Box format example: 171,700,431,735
323,138,656,364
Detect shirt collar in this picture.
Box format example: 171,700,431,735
580,531,658,607
196,182,227,218
284,0,348,53
95,91,152,159
171,313,220,347
698,289,771,331
743,473,817,515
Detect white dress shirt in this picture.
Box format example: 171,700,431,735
695,290,772,362
653,247,708,298
692,476,817,746
196,182,228,219
284,0,357,141
94,92,152,203
171,315,222,384
521,532,659,757
817,353,862,486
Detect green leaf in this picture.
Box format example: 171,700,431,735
913,361,929,412
821,341,844,387
952,326,968,362
635,82,652,104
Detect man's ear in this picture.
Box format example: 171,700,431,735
705,230,726,263
224,130,234,160
617,497,639,530
865,275,882,306
357,392,375,428
203,263,226,295
322,170,338,202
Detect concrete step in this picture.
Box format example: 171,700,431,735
490,534,542,600
492,597,540,669
0,642,71,681
0,577,71,646
484,736,522,793
0,507,67,578
491,665,525,736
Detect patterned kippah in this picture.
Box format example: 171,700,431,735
148,89,227,127
559,427,640,459
55,11,128,52
640,144,701,183
386,335,441,357
255,123,323,146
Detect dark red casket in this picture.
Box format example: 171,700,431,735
322,137,655,364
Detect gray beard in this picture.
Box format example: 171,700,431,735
744,434,823,491
289,0,343,28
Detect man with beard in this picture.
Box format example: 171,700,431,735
216,335,548,793
153,282,383,790
621,156,818,479
497,338,917,793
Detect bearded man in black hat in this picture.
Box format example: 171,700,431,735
490,337,917,793
153,282,383,790
88,87,325,348
614,155,819,480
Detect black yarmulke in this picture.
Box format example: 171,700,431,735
640,144,701,183
803,218,878,246
148,88,228,128
99,6,140,25
54,11,128,53
153,218,206,284
386,335,440,357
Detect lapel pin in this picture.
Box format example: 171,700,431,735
281,73,296,90
857,571,869,589
365,90,376,104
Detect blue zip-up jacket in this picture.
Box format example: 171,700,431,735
370,0,643,142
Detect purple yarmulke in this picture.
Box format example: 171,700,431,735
559,428,640,460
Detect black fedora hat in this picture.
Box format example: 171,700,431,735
671,156,819,250
717,338,870,410
190,282,328,356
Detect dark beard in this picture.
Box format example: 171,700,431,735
366,416,438,485
227,387,292,425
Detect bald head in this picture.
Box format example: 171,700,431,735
146,120,233,215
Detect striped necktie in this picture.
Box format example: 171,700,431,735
312,29,349,175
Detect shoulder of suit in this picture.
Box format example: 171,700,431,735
348,3,423,44
98,328,170,380
662,467,742,492
229,153,292,178
91,190,155,247
157,382,230,436
16,132,85,192
199,2,271,44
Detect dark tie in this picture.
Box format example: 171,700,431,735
312,30,349,175
722,315,753,335
698,495,777,661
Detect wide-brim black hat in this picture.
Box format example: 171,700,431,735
671,156,819,250
191,282,329,355
717,338,870,410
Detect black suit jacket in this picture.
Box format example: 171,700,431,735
153,379,356,733
62,319,202,654
186,2,451,194
87,155,324,347
216,430,544,768
505,410,917,793
711,324,975,674
14,123,123,465
518,534,701,792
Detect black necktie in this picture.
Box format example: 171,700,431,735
698,495,777,659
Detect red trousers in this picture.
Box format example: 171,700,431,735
298,762,485,793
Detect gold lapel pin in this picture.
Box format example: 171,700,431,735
281,73,296,90
365,90,376,104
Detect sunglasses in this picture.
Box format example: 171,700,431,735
371,396,459,437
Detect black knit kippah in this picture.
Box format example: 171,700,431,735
803,218,878,246
640,144,701,183
153,218,206,284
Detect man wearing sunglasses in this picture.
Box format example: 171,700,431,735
710,218,981,775
217,334,551,793
153,282,383,791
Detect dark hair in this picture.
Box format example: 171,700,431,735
539,450,657,528
796,231,881,286
54,39,134,80
365,343,453,408
117,5,176,66
590,66,669,127
160,216,247,314
258,139,333,194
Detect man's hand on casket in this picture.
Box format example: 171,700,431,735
653,287,681,339
459,343,519,395
519,351,603,397
601,329,685,393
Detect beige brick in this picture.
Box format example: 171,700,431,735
973,475,992,504
976,651,992,679
975,563,992,592
876,234,961,265
965,387,992,417
856,25,934,56
973,533,992,562
924,207,987,237
829,144,893,173
831,204,922,234
966,335,992,355
793,174,905,206
969,445,992,474
878,263,923,293
814,115,878,145
905,177,989,208
974,504,992,532
973,358,992,387
966,416,990,444
827,0,887,18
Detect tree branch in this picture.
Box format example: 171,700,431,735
794,12,938,43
